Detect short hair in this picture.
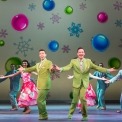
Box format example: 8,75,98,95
39,49,46,52
77,47,84,52
10,64,15,66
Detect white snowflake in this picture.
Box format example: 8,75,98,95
13,37,34,57
37,22,45,30
50,13,61,24
0,29,8,38
30,60,36,66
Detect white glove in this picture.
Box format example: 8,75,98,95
67,75,74,79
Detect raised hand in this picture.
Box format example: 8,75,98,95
0,75,5,79
18,65,24,72
104,80,110,84
108,68,117,73
67,75,74,79
53,65,61,71
101,77,108,80
51,64,56,73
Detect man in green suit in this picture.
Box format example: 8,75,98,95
56,47,115,121
18,49,54,120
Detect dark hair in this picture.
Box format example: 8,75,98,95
10,64,16,69
39,49,46,52
22,60,30,67
77,47,84,52
10,64,15,66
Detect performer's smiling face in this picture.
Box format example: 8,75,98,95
10,64,16,70
77,48,85,60
22,62,28,68
39,51,47,60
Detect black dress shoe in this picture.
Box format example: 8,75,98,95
23,108,27,112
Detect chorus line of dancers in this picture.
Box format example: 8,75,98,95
0,47,121,121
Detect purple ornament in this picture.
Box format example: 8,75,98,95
97,12,108,23
11,14,29,31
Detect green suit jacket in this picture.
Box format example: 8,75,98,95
62,58,109,89
24,59,52,90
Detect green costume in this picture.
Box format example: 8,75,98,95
61,58,109,118
24,58,52,119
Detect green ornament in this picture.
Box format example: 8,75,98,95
5,57,22,71
0,40,5,46
108,57,121,69
65,6,73,15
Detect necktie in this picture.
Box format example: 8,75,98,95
39,60,44,68
80,61,83,71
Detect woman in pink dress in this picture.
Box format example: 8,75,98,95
0,60,38,114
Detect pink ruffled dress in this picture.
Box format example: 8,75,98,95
77,83,96,109
18,72,38,108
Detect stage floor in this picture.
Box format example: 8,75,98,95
0,104,122,122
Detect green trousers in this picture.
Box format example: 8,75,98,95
68,86,87,118
37,89,49,118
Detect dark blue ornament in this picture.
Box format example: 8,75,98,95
91,34,109,52
42,0,55,11
48,40,59,52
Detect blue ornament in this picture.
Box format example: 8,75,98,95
48,40,59,52
42,0,55,11
91,34,109,52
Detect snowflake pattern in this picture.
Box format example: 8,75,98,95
0,29,8,38
50,13,61,24
30,60,36,66
13,37,34,57
68,22,83,37
51,71,60,80
28,3,36,11
113,1,122,11
62,45,71,53
37,22,45,30
115,19,122,27
118,39,122,48
79,2,87,10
